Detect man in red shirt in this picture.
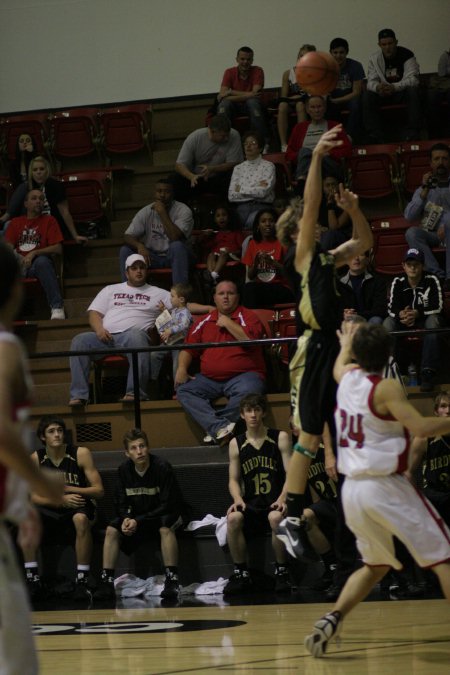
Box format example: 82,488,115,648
175,280,266,445
5,189,65,319
217,46,269,149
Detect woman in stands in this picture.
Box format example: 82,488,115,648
9,132,38,189
1,156,87,243
241,207,294,308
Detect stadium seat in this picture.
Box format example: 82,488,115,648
59,169,113,225
398,138,450,199
371,217,409,277
48,107,101,163
262,152,294,196
97,103,153,159
0,113,49,161
346,143,402,208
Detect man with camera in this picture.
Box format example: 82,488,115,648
405,143,450,289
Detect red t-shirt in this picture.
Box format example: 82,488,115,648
186,307,266,380
5,214,63,256
221,66,264,92
208,230,245,255
242,238,287,285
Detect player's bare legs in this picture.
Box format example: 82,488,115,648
276,432,321,562
433,561,450,600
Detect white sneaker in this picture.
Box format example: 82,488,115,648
51,308,65,320
203,434,214,444
281,144,288,152
216,422,235,441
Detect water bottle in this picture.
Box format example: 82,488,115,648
408,363,418,387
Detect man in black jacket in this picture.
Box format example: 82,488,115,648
340,253,387,324
383,247,443,391
94,428,183,601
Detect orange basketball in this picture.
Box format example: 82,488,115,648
295,51,339,96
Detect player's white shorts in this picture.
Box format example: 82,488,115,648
0,524,38,675
342,473,450,570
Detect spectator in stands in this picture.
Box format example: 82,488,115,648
93,428,184,602
362,28,420,143
198,205,244,289
5,189,66,319
174,115,242,202
0,156,87,243
318,176,352,249
119,178,194,285
175,280,266,446
21,415,104,601
327,38,365,142
69,254,173,406
217,46,269,149
151,282,193,384
69,255,209,406
223,393,292,596
241,208,294,308
277,44,316,152
339,252,387,324
286,96,352,188
408,390,450,528
228,130,276,228
8,132,37,189
383,247,443,392
404,142,450,286
426,48,450,138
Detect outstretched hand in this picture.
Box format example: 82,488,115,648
336,318,360,348
313,125,344,157
335,184,359,214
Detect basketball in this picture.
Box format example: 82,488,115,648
295,51,339,96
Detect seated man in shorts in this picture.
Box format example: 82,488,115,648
223,394,292,595
94,428,184,601
275,126,373,563
20,415,104,601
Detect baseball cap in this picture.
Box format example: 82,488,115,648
125,254,147,269
403,248,424,263
378,28,396,40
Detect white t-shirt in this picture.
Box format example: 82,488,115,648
88,282,172,334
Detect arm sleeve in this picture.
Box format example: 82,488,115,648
404,189,426,222
366,54,382,93
394,56,420,91
225,131,245,163
423,277,443,316
124,206,150,238
46,217,64,245
387,277,403,319
114,469,131,519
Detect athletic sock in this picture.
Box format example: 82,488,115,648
286,492,305,518
165,566,178,576
77,564,90,582
25,562,39,580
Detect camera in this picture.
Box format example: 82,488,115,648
425,175,439,189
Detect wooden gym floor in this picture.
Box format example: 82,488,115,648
33,597,449,674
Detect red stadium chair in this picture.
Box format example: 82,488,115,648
97,103,153,159
0,113,49,161
48,107,101,162
398,139,450,197
59,170,112,236
346,143,402,208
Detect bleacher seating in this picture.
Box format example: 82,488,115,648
47,107,102,164
0,113,49,162
97,103,153,159
346,143,402,207
59,169,113,233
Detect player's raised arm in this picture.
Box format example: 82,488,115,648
295,126,344,271
332,186,373,268
333,320,359,383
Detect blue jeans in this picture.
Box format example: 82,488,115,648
69,327,151,400
150,346,180,381
217,98,268,140
405,226,449,279
119,243,193,284
26,255,63,309
295,148,342,180
383,314,441,372
176,371,266,436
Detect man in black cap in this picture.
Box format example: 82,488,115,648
383,247,443,391
363,29,420,143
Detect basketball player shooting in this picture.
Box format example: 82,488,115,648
304,321,450,658
275,125,373,562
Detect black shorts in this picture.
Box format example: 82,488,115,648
110,513,182,555
308,499,338,543
241,504,273,539
290,330,339,436
39,503,97,545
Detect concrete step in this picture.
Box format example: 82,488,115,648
64,298,92,319
64,275,115,299
33,382,71,407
